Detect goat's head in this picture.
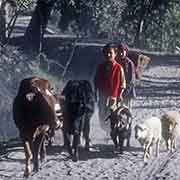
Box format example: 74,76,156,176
161,114,178,137
109,106,132,131
168,116,178,130
166,120,177,137
134,124,148,141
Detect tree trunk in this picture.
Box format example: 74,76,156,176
24,0,56,51
0,0,7,44
134,18,144,48
134,1,147,48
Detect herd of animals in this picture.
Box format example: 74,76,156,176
12,76,180,177
12,52,180,177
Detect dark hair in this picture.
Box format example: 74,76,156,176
117,43,129,53
102,43,117,55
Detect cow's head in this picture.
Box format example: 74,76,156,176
24,77,54,102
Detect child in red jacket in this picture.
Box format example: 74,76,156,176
94,44,126,133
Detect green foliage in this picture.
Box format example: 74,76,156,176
2,0,179,52
162,2,180,52
51,0,179,52
93,0,126,39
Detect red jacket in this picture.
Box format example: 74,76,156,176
94,61,124,98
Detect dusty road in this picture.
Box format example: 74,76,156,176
1,55,180,180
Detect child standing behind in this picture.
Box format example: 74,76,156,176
116,43,137,109
94,44,126,134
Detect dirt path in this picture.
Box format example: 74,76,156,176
1,55,180,180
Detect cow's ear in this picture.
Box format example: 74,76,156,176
37,87,41,92
50,87,54,92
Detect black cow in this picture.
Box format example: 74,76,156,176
61,80,95,161
13,76,59,177
105,106,132,153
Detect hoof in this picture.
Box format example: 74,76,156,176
84,144,90,151
114,144,118,149
72,153,79,162
24,171,30,178
72,156,78,162
119,150,123,154
33,163,39,172
40,155,46,163
119,148,124,154
68,148,73,156
24,166,31,178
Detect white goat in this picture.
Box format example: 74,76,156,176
161,111,180,152
135,117,162,162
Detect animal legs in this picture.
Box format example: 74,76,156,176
33,134,44,172
118,135,124,154
110,129,118,148
83,116,91,151
40,135,46,162
155,139,160,157
63,130,73,156
144,141,151,162
23,141,32,177
72,131,80,162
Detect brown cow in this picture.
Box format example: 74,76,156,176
13,76,60,177
128,52,151,79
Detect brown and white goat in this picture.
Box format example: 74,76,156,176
105,106,132,153
161,111,180,153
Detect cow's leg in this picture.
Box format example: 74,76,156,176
72,130,80,162
72,116,81,162
63,129,73,156
47,128,55,146
126,131,131,147
126,137,130,147
110,129,118,148
83,114,91,151
33,134,44,172
118,135,124,154
40,135,46,162
23,140,32,177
